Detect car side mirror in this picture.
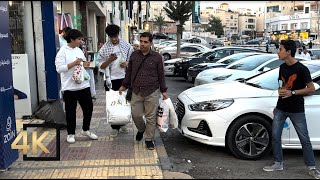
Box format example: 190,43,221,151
261,67,271,72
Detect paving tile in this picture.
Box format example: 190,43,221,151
1,78,165,179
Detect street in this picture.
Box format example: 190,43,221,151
162,76,320,179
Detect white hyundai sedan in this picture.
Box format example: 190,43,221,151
176,60,320,160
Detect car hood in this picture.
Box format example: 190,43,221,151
190,63,227,70
182,81,273,102
199,68,257,79
165,58,184,63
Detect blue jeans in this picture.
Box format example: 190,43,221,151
272,108,316,167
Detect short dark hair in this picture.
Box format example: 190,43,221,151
105,24,120,36
64,29,83,43
280,40,296,57
140,32,153,43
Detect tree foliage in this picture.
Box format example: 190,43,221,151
154,13,167,33
163,1,193,58
206,15,224,36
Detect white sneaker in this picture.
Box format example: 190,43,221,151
67,134,75,144
81,130,98,140
119,126,129,134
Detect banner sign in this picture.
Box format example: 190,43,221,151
12,54,32,119
192,1,201,24
0,1,19,170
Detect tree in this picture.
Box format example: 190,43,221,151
206,15,224,37
163,1,193,58
154,13,167,33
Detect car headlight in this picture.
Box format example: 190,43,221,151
188,99,234,111
212,74,231,80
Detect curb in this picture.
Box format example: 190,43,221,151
154,130,193,179
154,130,174,171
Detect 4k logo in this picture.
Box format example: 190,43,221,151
11,131,50,155
11,124,60,161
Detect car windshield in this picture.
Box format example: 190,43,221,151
192,52,205,57
246,63,320,90
218,53,257,65
226,55,276,71
199,50,215,58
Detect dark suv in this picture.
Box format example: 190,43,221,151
173,47,267,79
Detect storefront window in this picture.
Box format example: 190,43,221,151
9,1,25,54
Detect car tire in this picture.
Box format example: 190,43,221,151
226,115,272,160
163,53,171,60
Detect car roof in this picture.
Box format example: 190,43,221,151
226,54,278,68
209,46,265,51
217,52,265,62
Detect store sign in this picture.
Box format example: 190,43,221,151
11,54,32,119
0,1,19,170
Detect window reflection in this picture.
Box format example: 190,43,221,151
9,1,25,54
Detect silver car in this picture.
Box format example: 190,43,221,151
160,43,211,60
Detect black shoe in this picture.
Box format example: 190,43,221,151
136,131,144,141
145,141,155,150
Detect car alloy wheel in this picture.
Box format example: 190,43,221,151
226,115,272,160
163,53,171,60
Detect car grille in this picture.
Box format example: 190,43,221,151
175,98,185,128
188,120,212,137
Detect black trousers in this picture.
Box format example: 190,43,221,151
63,87,93,135
105,78,125,130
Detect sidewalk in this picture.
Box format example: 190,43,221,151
0,77,179,179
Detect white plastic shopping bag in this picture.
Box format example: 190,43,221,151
73,63,90,84
164,98,179,129
157,97,170,132
106,90,132,125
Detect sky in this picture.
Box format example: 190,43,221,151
200,1,268,11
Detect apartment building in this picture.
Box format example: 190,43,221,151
265,1,318,40
255,6,265,34
200,3,239,37
237,8,257,38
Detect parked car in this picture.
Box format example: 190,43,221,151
246,39,260,45
176,60,320,160
159,43,211,60
223,40,231,46
194,54,285,86
187,52,265,82
153,32,172,40
154,40,176,51
174,47,266,79
308,49,320,60
164,52,204,76
208,39,224,48
194,54,310,86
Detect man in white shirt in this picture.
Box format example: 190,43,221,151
97,24,134,137
59,27,72,47
301,47,311,60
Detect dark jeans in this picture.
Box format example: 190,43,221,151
272,108,316,167
105,78,125,130
63,87,93,135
